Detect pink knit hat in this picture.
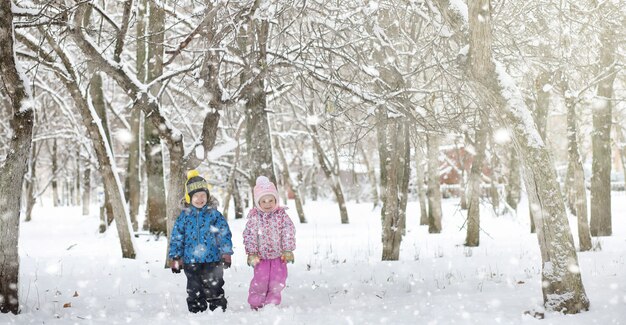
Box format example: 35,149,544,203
254,176,279,209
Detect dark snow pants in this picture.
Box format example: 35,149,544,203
183,263,227,313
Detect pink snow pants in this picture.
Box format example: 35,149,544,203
248,257,288,309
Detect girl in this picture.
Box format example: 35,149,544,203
243,176,296,309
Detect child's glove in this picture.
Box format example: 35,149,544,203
247,254,260,267
281,251,294,264
221,254,232,269
170,259,183,273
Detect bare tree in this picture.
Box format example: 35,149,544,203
563,82,592,251
466,0,589,313
0,0,35,314
126,0,148,232
590,27,617,237
431,0,590,313
144,0,168,235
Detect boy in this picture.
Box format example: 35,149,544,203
169,170,233,313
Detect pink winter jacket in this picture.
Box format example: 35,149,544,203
243,206,296,260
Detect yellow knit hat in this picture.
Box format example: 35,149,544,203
184,170,210,204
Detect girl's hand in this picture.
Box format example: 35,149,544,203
281,251,294,264
247,254,260,267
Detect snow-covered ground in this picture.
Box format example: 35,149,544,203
2,194,625,324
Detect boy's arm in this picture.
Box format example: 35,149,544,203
280,209,296,252
168,212,185,259
215,211,234,255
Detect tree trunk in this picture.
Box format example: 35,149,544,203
144,0,167,235
565,92,592,251
527,71,551,233
310,128,349,224
331,177,350,224
590,28,616,237
426,133,443,233
376,107,389,205
74,151,80,206
233,180,244,219
144,122,167,234
456,141,468,210
275,136,307,223
464,0,589,313
127,0,147,231
359,145,379,208
414,143,429,225
465,115,488,247
51,139,60,206
616,129,626,197
381,120,403,260
90,73,115,227
565,149,577,216
0,1,35,313
24,142,37,222
223,122,244,220
398,122,410,236
82,165,91,216
43,26,136,258
489,148,500,214
126,108,141,232
244,20,276,183
505,147,521,210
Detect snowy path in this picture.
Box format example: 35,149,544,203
2,198,625,324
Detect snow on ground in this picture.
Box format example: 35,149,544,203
2,193,625,324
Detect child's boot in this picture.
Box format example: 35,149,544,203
208,296,227,312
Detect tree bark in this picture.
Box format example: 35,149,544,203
565,90,592,251
414,143,429,225
505,147,521,210
232,180,244,219
590,28,616,237
128,0,147,231
456,140,468,210
51,139,60,206
74,150,80,206
396,122,410,236
465,115,488,247
0,1,35,313
489,148,500,214
527,72,550,233
82,165,91,216
381,120,404,260
24,142,38,222
426,133,443,233
243,19,277,183
90,72,115,227
144,0,167,235
126,108,141,232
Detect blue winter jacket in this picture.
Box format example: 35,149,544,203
168,205,233,264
